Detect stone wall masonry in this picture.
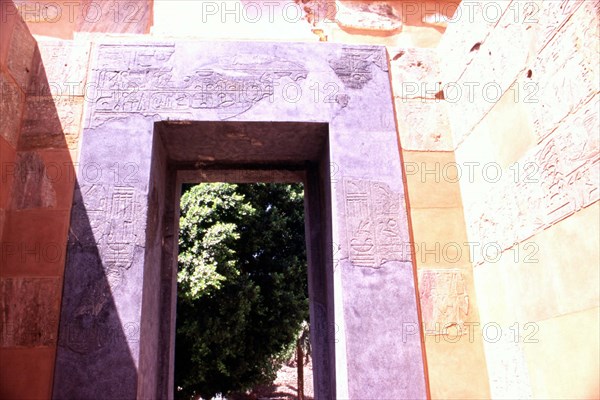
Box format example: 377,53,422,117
439,0,598,148
20,40,90,151
51,40,428,400
0,2,85,399
11,0,153,39
390,44,490,398
461,93,599,266
439,1,600,398
389,48,453,151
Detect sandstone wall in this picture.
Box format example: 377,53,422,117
1,0,598,399
0,0,86,397
439,1,599,398
390,47,490,399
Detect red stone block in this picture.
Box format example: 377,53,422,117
1,209,69,277
0,277,61,347
9,150,76,210
0,347,55,399
0,0,17,70
0,135,17,209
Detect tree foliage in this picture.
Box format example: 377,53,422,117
175,183,308,399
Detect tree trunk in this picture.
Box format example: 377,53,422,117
297,339,304,400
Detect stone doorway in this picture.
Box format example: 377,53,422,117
52,41,426,400
163,121,335,400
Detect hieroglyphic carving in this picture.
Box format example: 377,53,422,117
90,44,308,125
328,46,388,89
535,0,585,53
418,269,469,335
536,97,599,225
75,184,142,288
343,178,408,268
529,0,599,142
464,95,599,265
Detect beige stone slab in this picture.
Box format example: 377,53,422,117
473,262,519,328
389,47,440,99
424,324,490,400
395,99,453,151
403,150,463,208
523,307,599,399
410,207,471,268
472,85,536,166
473,202,599,328
528,202,600,319
458,93,599,261
482,327,533,399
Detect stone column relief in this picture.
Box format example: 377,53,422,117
53,41,426,399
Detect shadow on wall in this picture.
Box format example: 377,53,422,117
0,4,138,398
52,181,139,399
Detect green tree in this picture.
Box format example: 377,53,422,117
175,183,308,399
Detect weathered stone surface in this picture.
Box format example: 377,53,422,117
28,40,91,97
13,0,153,36
55,41,426,400
389,48,441,100
437,1,507,84
0,72,25,148
395,99,453,151
0,208,5,243
75,0,153,34
452,0,599,264
342,178,410,267
20,95,84,150
527,0,599,142
340,260,426,399
0,0,17,70
1,209,70,277
0,277,61,347
0,135,17,209
9,151,57,209
444,19,534,147
534,0,586,53
443,0,598,149
335,1,402,32
463,94,599,265
6,15,36,92
483,330,533,399
327,45,388,90
418,268,469,335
